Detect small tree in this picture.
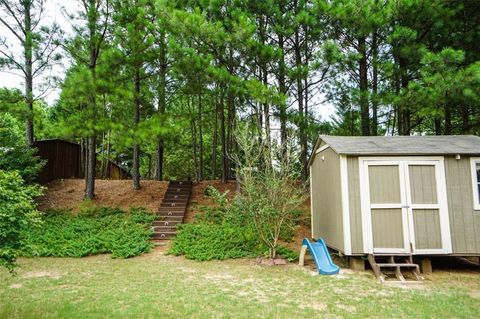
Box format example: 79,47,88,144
233,126,307,259
0,113,45,183
0,170,42,272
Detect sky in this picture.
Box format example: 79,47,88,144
0,0,335,120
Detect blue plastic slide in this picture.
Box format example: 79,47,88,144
301,238,340,275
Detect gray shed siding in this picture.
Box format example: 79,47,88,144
347,156,363,254
444,156,480,254
311,147,344,252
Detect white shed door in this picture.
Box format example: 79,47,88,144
360,158,452,255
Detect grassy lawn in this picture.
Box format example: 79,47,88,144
0,250,479,319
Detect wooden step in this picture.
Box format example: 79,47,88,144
376,263,419,268
163,194,190,199
160,215,184,220
165,188,191,193
157,212,185,218
153,226,177,231
151,232,176,239
153,220,182,226
161,200,188,204
368,254,423,283
157,206,186,213
160,203,188,208
164,189,191,193
169,181,193,185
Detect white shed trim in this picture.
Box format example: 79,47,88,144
470,157,480,211
340,155,352,255
309,165,314,238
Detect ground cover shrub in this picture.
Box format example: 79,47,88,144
21,206,155,258
169,223,260,261
169,186,261,260
169,185,300,261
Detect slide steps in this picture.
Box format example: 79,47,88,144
368,254,423,284
152,181,192,240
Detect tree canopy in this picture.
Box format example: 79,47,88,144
1,0,479,196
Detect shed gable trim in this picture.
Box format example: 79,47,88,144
318,135,480,156
315,144,330,154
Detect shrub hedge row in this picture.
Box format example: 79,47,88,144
21,207,155,258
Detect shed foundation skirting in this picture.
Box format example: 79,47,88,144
420,258,432,274
349,257,365,271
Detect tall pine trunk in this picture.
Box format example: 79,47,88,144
211,95,218,179
371,29,379,136
132,69,141,190
24,1,34,146
294,29,307,180
444,98,452,135
198,93,203,181
399,57,410,135
220,85,228,183
85,0,97,200
155,31,166,181
358,36,370,136
226,88,235,181
277,33,287,151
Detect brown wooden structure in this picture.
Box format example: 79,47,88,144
34,139,129,184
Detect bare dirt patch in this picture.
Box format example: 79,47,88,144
22,271,62,280
38,179,168,213
9,284,23,289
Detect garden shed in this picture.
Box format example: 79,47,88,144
309,135,480,257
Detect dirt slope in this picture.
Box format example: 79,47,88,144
38,179,168,213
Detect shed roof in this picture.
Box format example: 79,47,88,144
316,135,480,157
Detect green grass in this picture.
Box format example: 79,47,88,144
0,252,478,318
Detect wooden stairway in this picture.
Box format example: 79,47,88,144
151,181,192,240
368,254,424,284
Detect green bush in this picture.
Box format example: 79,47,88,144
21,207,155,258
170,185,303,262
168,223,260,261
0,170,42,272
